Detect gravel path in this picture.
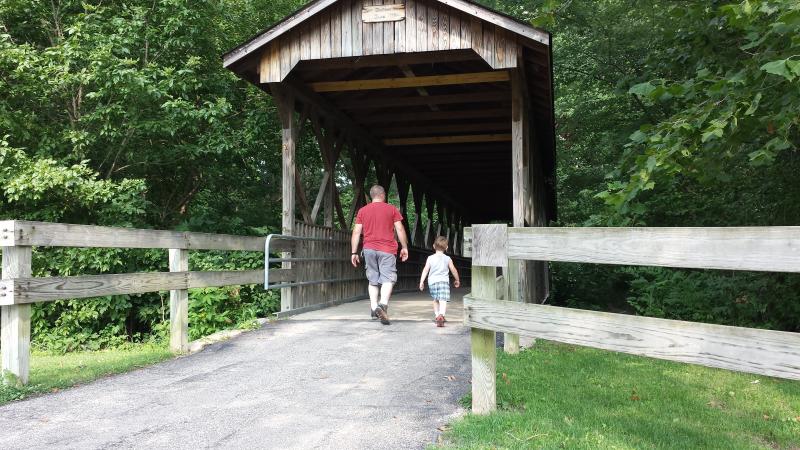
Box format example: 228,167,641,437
0,292,471,449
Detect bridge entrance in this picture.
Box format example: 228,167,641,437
223,0,557,315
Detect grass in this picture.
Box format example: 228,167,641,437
0,344,174,405
438,341,800,450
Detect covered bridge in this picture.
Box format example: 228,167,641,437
223,0,556,312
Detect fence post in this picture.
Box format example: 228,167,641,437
469,224,508,414
1,245,32,386
503,259,521,354
471,265,497,414
169,248,189,353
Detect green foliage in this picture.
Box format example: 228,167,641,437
598,0,800,220
0,0,302,351
624,267,800,332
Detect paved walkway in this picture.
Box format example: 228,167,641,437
0,289,471,449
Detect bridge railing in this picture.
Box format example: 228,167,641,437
0,219,333,385
463,224,800,414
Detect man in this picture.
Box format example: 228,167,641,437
351,185,409,325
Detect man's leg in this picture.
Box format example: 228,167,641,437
369,284,380,311
379,282,394,308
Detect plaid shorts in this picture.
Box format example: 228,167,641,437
429,281,450,302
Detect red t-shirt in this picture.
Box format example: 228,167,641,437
356,202,404,254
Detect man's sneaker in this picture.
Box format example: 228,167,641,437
371,304,388,320
375,304,390,325
435,315,445,327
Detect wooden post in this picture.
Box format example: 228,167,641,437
273,84,297,312
506,65,532,350
470,264,497,414
1,245,32,386
502,259,521,354
169,248,189,353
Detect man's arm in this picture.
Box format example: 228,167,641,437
351,223,363,267
394,221,409,262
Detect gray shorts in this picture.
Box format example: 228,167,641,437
363,249,397,286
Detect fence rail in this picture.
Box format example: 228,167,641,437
464,224,800,414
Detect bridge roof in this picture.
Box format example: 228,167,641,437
224,0,556,224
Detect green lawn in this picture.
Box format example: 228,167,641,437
439,341,800,450
0,344,173,405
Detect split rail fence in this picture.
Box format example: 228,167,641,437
463,224,800,414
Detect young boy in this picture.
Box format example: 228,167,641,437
419,236,461,327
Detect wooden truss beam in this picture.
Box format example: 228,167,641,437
375,122,510,137
309,71,510,92
383,134,512,146
337,91,507,110
356,108,509,124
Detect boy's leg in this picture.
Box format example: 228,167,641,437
439,299,447,317
432,300,439,317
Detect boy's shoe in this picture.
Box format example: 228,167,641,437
435,315,445,327
375,305,390,325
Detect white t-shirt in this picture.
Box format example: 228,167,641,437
426,253,452,284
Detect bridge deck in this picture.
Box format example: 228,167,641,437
0,290,471,450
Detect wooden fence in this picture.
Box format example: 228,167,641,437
0,220,337,385
463,224,800,414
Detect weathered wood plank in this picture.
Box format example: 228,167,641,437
416,0,427,51
290,29,301,70
470,265,497,414
472,224,507,267
1,246,32,385
352,0,363,56
449,12,460,49
270,42,281,82
1,270,277,305
383,3,396,54
274,86,296,312
438,7,449,50
280,38,292,80
404,0,416,52
332,4,342,58
3,220,270,251
506,227,800,273
464,296,800,380
300,22,311,60
362,3,405,22
341,0,353,56
428,2,438,51
169,248,189,353
310,15,321,59
320,9,332,59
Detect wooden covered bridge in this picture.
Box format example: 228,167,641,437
222,0,556,315
2,0,799,435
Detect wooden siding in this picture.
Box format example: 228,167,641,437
259,0,519,83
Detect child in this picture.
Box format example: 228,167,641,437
419,236,461,327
